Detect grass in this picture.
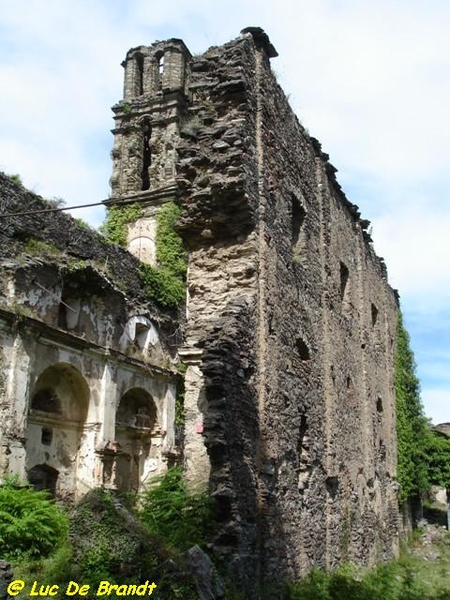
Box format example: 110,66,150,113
286,526,450,600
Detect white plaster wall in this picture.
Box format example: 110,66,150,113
127,218,157,265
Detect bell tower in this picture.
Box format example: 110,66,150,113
106,39,191,264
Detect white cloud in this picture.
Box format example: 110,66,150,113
422,389,450,426
1,0,449,408
371,206,450,309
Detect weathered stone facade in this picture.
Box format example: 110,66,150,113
107,27,399,595
1,26,399,598
0,174,178,499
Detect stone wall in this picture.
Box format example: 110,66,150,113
0,25,400,598
0,174,178,498
175,28,399,596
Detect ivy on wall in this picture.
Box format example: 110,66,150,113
155,202,187,278
100,203,143,246
139,202,187,309
100,201,187,308
395,309,430,504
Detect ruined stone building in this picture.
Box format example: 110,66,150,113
0,176,179,499
0,27,399,595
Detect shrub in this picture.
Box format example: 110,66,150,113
285,559,428,600
138,263,185,308
139,467,212,552
0,478,68,558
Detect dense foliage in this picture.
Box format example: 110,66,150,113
285,557,449,600
0,478,68,558
101,200,187,307
425,431,450,490
395,310,430,504
100,203,142,246
155,201,187,278
139,466,212,552
138,263,185,308
138,201,187,308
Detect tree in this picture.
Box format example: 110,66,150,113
425,429,450,529
395,310,429,512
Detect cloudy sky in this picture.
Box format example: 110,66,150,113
1,0,448,424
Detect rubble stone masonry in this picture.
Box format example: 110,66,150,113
173,29,399,595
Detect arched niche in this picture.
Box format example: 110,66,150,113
114,387,160,492
117,387,157,431
119,315,160,353
28,464,59,496
29,363,89,422
26,363,90,496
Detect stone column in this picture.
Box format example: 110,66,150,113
178,348,210,488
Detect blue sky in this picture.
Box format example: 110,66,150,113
1,0,449,424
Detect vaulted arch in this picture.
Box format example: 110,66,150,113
26,363,90,497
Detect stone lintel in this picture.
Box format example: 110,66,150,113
178,346,204,365
103,184,179,208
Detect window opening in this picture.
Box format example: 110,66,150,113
376,397,383,413
28,464,58,496
141,120,152,191
292,194,306,245
371,303,379,327
296,337,311,361
340,261,349,304
155,52,164,90
157,53,164,74
41,427,53,445
135,54,144,95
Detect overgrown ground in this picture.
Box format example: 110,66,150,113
286,521,450,600
406,523,450,597
4,473,450,599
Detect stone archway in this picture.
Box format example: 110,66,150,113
28,464,59,496
26,363,89,497
114,387,160,492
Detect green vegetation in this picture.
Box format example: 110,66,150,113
138,202,187,308
285,526,450,599
139,466,212,553
426,430,450,490
70,488,163,586
100,203,143,246
285,559,437,600
155,202,187,278
75,217,94,231
46,196,66,209
138,263,185,308
395,309,430,504
100,200,187,307
0,477,68,558
175,362,187,427
6,471,450,599
24,238,60,256
9,173,23,186
6,470,212,597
